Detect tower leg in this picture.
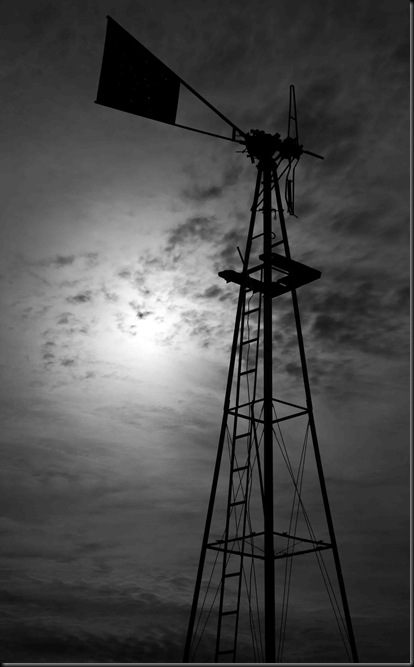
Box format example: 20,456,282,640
262,159,276,663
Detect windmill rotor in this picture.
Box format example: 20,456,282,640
237,86,323,217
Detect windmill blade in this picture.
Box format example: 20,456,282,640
287,84,299,144
303,149,324,159
285,159,298,217
96,16,245,143
284,86,300,216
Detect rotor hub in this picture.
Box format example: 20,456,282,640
243,129,303,163
243,130,281,161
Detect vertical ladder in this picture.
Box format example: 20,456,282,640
214,283,262,661
183,164,265,663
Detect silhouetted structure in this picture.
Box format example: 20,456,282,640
96,17,359,663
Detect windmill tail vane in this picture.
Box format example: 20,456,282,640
96,16,360,665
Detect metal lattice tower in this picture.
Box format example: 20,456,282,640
95,18,359,664
183,125,359,664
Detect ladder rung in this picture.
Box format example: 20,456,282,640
224,571,241,578
242,337,258,345
272,240,284,247
245,307,260,315
230,500,246,506
235,432,250,439
233,465,248,473
240,368,256,376
252,232,264,239
221,609,238,616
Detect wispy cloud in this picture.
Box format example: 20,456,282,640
165,215,219,252
181,164,243,202
66,289,94,304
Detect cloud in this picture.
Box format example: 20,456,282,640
100,285,119,302
179,308,222,348
57,312,75,325
284,361,302,378
115,312,137,337
60,357,76,367
214,222,246,269
183,182,223,201
0,580,188,662
84,252,100,268
181,164,243,202
54,312,90,335
328,201,408,243
197,284,226,300
66,289,94,304
308,272,409,359
117,268,132,279
128,301,152,319
296,75,364,159
118,267,152,296
1,624,185,663
165,215,218,252
51,254,76,267
20,253,101,272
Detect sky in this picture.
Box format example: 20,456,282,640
0,0,410,663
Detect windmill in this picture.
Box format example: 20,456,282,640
96,16,359,663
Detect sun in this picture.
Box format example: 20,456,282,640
135,311,165,346
120,303,179,354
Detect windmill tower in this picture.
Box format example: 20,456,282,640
182,120,359,663
96,17,359,664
